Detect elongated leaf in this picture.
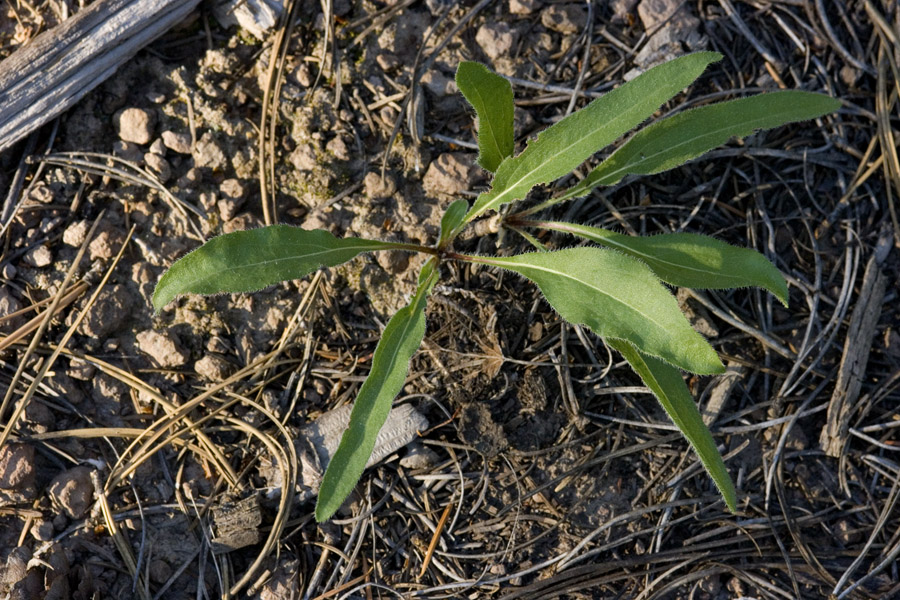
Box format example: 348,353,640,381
607,338,737,513
440,199,469,245
315,260,438,521
558,91,841,202
153,226,397,311
456,62,515,173
537,222,788,305
458,52,722,229
480,247,724,374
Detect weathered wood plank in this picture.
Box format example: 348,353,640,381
0,0,201,153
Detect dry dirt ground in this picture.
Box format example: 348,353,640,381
1,0,899,598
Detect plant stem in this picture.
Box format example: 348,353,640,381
385,242,440,256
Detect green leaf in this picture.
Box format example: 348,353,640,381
479,247,724,374
315,260,438,521
606,338,737,513
152,226,397,311
459,52,722,229
559,91,842,201
536,222,789,306
456,62,515,173
439,199,469,245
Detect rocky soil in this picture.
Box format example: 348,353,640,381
1,0,899,598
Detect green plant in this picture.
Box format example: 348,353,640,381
152,52,840,521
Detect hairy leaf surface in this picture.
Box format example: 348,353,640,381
481,248,724,374
607,338,737,512
456,62,515,173
537,222,789,305
558,91,842,201
153,226,395,311
315,261,438,521
459,52,722,229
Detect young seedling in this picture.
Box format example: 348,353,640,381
152,52,840,521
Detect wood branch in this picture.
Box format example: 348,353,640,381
819,251,889,457
0,0,200,154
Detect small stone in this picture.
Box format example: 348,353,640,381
144,153,172,182
420,70,456,97
0,287,23,333
509,0,541,14
363,172,398,200
26,183,54,203
192,132,228,170
88,228,125,260
149,559,172,584
376,250,409,274
376,52,400,71
541,4,588,34
62,220,89,247
78,284,131,339
24,401,55,433
399,444,439,469
218,197,244,222
0,443,35,490
610,0,639,23
326,136,350,161
48,466,94,520
423,152,476,198
112,140,144,164
293,63,313,87
148,138,167,156
136,329,189,368
2,263,16,279
476,22,517,60
114,108,156,145
146,91,166,103
30,519,54,542
176,167,202,189
220,178,246,200
223,212,263,233
195,354,233,382
289,144,318,171
161,130,192,154
22,244,53,267
638,0,697,31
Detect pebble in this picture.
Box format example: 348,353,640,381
0,288,23,333
364,171,398,200
144,152,172,182
149,139,166,157
161,130,192,154
192,132,228,170
289,144,319,171
0,443,36,490
194,354,233,382
420,70,456,97
477,22,517,60
26,183,53,204
423,152,476,198
62,220,89,247
326,136,350,161
541,4,588,34
376,250,410,274
78,284,131,339
88,228,125,260
509,0,541,14
48,466,95,520
114,107,156,145
638,0,695,31
30,520,54,542
112,140,144,164
22,244,53,268
136,329,189,368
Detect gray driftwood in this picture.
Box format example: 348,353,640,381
819,235,892,457
0,0,200,154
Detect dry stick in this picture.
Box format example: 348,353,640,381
819,246,890,457
0,0,201,153
258,0,302,225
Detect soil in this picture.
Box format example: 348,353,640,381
1,0,899,598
